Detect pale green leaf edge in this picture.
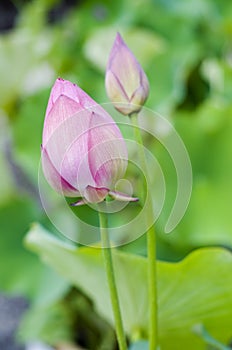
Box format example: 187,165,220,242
25,223,232,350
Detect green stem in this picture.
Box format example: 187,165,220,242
98,209,127,350
130,112,158,350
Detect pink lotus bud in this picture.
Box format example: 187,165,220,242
41,78,132,204
105,33,149,116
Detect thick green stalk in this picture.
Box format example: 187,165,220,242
130,112,158,350
98,209,127,350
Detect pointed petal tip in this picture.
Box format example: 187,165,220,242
109,190,139,202
115,32,125,47
55,77,78,87
53,77,66,89
115,32,122,40
131,196,139,202
70,199,86,207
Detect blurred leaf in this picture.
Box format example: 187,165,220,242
0,198,67,304
0,115,15,205
1,0,232,347
159,100,232,250
26,225,232,349
83,26,166,71
19,300,73,345
153,0,215,20
12,90,47,176
19,288,116,349
0,29,54,112
193,324,231,350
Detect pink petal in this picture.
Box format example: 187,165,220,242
43,94,81,146
109,190,139,202
130,85,149,108
107,33,141,99
45,78,102,119
42,78,129,203
83,186,109,203
43,96,95,191
41,147,79,197
70,199,86,206
86,112,128,189
105,70,129,103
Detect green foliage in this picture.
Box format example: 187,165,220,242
19,287,116,349
193,324,232,350
0,197,68,303
0,0,232,348
25,225,232,349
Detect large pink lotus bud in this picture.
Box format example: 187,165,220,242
105,33,149,116
41,78,135,204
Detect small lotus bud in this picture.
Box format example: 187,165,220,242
41,78,130,204
105,33,149,116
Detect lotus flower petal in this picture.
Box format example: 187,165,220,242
42,78,129,204
41,146,79,197
105,33,149,115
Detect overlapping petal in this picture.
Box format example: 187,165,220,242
105,33,149,115
41,146,79,197
42,78,129,203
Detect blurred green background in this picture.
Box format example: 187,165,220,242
0,0,232,349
